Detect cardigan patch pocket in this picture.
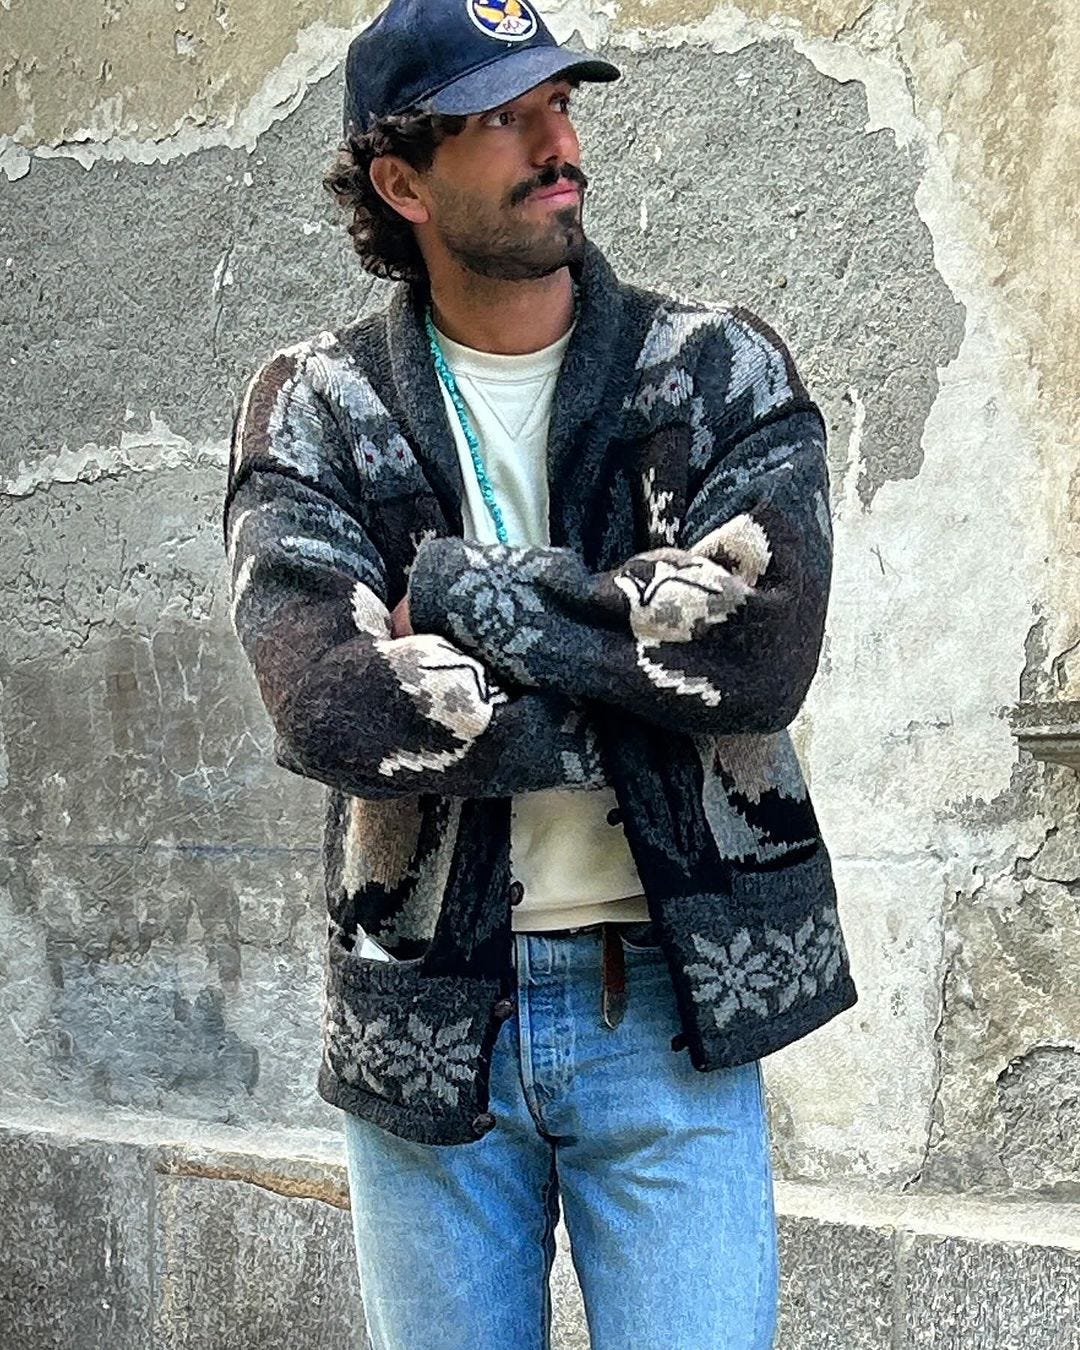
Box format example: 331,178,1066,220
727,840,838,934
322,925,502,1126
676,841,848,1045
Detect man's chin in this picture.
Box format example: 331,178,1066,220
531,211,587,271
454,227,586,282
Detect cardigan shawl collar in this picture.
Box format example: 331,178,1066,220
378,242,638,548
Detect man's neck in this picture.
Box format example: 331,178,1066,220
427,266,575,356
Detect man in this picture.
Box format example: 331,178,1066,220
222,0,859,1344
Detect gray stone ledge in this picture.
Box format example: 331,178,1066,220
1010,700,1080,769
777,1178,1080,1252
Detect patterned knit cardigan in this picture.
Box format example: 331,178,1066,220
223,240,859,1146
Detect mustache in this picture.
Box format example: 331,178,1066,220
506,162,589,208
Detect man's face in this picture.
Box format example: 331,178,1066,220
417,78,588,281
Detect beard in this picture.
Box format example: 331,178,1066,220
429,163,589,281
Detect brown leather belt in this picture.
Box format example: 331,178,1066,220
528,919,644,1030
600,922,628,1030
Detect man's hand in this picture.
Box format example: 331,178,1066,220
390,593,413,637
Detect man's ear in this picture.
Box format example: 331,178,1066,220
369,155,430,225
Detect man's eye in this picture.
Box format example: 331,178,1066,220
484,109,515,127
554,95,572,113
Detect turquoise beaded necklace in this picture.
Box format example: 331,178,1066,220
425,308,510,544
424,290,579,547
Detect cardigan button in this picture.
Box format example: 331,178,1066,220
606,807,623,826
508,880,524,906
493,996,516,1021
471,1111,496,1137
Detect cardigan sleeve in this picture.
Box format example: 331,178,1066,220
406,312,833,737
223,346,609,800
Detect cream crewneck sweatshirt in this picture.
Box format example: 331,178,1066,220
432,320,649,931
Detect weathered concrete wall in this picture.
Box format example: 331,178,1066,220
3,0,1079,1344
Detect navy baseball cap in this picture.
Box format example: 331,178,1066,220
342,0,620,137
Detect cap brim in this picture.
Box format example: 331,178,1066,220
420,46,620,117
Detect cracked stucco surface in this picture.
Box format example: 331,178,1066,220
2,0,1079,1235
0,2,381,157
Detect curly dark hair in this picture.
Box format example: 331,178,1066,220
322,111,467,283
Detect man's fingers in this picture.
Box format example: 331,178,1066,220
390,594,413,637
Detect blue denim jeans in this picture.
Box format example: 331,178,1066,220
343,924,779,1349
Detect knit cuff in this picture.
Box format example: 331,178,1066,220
406,536,464,640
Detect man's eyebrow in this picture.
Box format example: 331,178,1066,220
475,80,574,119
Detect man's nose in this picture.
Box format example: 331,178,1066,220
529,111,579,167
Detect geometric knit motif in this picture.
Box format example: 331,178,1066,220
687,907,845,1030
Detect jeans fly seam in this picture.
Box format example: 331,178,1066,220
514,936,559,1138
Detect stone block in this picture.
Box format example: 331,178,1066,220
776,1214,896,1349
901,1232,1080,1349
153,1151,363,1350
0,1126,153,1350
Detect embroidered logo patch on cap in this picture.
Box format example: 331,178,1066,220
467,0,538,42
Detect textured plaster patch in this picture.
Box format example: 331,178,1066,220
810,276,1038,843
0,92,386,469
617,0,877,34
0,879,54,1097
922,734,1080,1189
894,1,1080,701
778,0,1044,856
581,37,962,508
1,420,228,499
997,1045,1080,1195
0,457,344,1129
0,140,30,179
0,681,8,790
0,4,381,171
2,832,331,1125
1,470,229,663
926,872,1080,1193
764,854,946,1183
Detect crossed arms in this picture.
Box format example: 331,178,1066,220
224,313,832,801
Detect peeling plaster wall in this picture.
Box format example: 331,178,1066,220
0,2,383,168
2,0,1078,1248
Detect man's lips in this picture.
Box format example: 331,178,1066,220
527,182,581,205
